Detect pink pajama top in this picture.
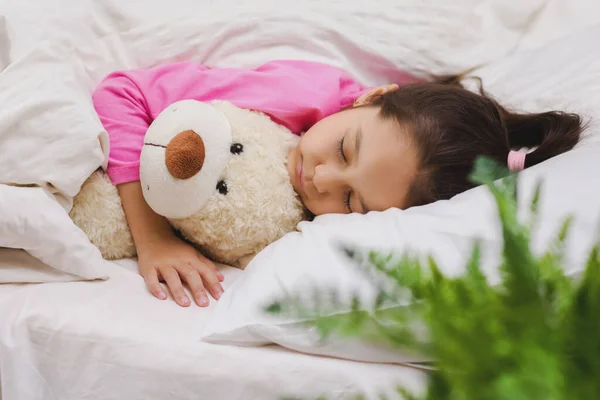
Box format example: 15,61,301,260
92,60,370,185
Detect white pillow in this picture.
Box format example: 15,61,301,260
201,24,600,363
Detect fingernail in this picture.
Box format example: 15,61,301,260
200,297,209,306
181,297,190,306
158,291,167,300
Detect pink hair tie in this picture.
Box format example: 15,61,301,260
507,150,527,172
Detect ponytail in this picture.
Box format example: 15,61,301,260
495,105,583,169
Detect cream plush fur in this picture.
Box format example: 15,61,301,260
70,100,305,267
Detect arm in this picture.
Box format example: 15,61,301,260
117,182,177,256
92,65,224,307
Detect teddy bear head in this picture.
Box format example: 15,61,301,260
139,100,305,266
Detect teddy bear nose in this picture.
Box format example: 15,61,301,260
165,130,206,179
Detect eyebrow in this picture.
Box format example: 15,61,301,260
352,127,370,214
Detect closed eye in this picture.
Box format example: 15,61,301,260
337,137,347,162
339,135,353,212
344,190,352,213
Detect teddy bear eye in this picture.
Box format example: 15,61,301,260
230,143,244,155
216,180,228,195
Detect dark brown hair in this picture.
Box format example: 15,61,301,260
370,74,584,208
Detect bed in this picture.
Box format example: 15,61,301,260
2,0,600,399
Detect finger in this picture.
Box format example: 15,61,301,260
194,260,224,300
195,253,224,297
142,267,167,300
161,266,191,307
180,266,209,307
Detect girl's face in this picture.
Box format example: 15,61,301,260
286,85,419,216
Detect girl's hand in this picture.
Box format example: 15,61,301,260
137,236,224,307
115,182,224,307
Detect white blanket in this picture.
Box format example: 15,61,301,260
0,0,591,283
0,44,110,283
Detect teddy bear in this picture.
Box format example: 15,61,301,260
69,100,306,268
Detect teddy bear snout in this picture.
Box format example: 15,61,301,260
165,130,206,180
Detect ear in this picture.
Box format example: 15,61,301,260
353,84,399,107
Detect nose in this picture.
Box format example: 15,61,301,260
165,130,206,179
313,164,344,194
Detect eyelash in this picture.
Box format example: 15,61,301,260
337,137,347,162
344,190,352,212
338,137,352,212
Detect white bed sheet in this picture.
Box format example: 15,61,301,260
0,0,546,78
0,261,426,400
514,0,600,52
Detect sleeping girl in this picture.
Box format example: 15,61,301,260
92,59,583,308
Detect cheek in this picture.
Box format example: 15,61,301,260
302,197,322,217
300,125,333,158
